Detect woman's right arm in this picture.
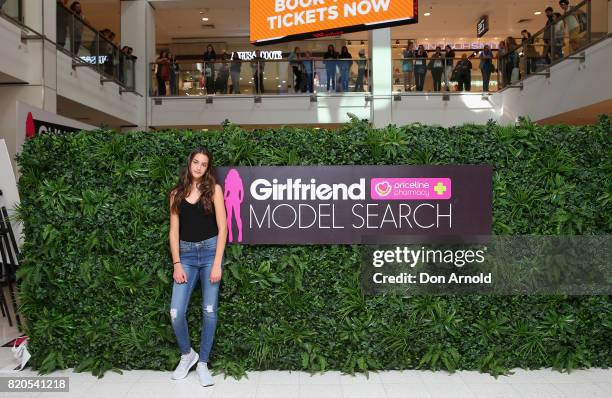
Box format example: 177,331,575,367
169,191,187,283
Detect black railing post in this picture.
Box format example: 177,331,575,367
587,0,592,44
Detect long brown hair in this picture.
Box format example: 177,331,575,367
169,148,216,214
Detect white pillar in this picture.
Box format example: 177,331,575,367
121,0,155,130
368,28,392,128
22,0,57,113
0,0,57,175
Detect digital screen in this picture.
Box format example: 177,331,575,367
250,0,418,45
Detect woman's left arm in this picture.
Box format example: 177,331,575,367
210,184,228,283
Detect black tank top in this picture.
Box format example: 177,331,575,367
179,198,218,242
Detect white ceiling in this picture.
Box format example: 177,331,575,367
80,0,560,46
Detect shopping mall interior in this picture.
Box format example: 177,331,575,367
0,1,611,397
0,0,610,160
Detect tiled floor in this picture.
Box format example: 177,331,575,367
1,312,611,398
0,362,610,397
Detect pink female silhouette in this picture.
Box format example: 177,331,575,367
224,169,244,242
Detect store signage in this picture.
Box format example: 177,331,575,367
234,50,284,60
17,101,95,140
216,165,492,244
421,42,499,51
251,0,419,45
79,55,109,64
477,15,489,38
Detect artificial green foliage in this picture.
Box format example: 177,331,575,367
15,116,612,378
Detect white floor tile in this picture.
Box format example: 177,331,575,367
341,383,387,398
96,369,142,382
300,371,342,385
82,381,134,398
378,370,423,384
37,380,95,398
339,372,381,385
214,371,260,384
466,383,521,398
541,369,600,384
511,383,565,398
581,368,612,383
135,369,173,382
0,367,603,398
505,369,551,384
384,383,432,398
459,370,509,384
211,383,257,398
257,383,299,398
299,384,343,398
258,370,301,385
553,383,610,398
425,382,476,398
173,381,216,397
125,381,186,398
420,370,467,384
594,383,612,395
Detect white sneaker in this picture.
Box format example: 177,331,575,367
171,348,199,380
196,362,214,386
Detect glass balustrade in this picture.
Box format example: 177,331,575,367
150,58,371,96
56,3,135,91
507,0,599,88
0,0,22,22
391,57,501,93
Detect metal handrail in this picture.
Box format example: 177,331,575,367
1,3,140,94
499,0,593,91
151,58,370,64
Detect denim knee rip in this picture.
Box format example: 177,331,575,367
203,304,216,316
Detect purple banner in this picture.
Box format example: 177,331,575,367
215,165,492,245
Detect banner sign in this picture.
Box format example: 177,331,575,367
476,15,489,38
250,0,418,45
16,101,95,140
216,165,492,244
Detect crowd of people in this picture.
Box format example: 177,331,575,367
498,0,586,89
153,1,587,96
155,44,369,96
396,1,587,92
56,0,135,84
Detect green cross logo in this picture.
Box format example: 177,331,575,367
434,182,447,195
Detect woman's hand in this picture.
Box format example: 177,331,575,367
173,263,187,284
210,263,222,284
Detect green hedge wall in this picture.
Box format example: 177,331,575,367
15,117,612,377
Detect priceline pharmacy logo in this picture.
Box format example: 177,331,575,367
371,178,452,200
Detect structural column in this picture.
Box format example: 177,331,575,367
368,27,392,128
0,0,57,174
121,0,155,130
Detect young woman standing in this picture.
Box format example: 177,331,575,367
428,46,445,92
413,44,428,92
168,148,228,387
401,42,415,92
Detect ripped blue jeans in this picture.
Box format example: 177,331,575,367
170,236,222,362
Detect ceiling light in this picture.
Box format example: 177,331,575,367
201,17,209,21
424,12,431,16
534,11,542,15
